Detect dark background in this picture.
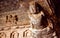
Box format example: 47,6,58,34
52,0,60,38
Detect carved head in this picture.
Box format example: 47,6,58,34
28,1,57,29
29,1,43,14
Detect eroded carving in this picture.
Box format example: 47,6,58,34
6,15,13,23
28,1,45,29
23,29,32,37
10,31,19,38
28,1,57,38
14,15,18,24
0,32,6,38
6,15,18,24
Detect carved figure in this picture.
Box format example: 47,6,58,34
28,1,57,38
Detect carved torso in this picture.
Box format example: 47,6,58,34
29,27,57,38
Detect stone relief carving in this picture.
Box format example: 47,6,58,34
10,31,19,38
27,1,57,38
6,15,18,24
0,0,59,38
23,29,32,37
28,1,46,29
0,32,6,38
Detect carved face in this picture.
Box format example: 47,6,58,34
29,1,43,14
28,2,49,29
29,5,44,29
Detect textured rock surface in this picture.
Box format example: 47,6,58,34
0,0,20,12
0,0,31,38
0,0,60,38
0,0,30,27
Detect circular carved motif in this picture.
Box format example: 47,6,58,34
0,32,6,38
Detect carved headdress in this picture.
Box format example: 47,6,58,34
36,0,57,26
29,0,57,28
